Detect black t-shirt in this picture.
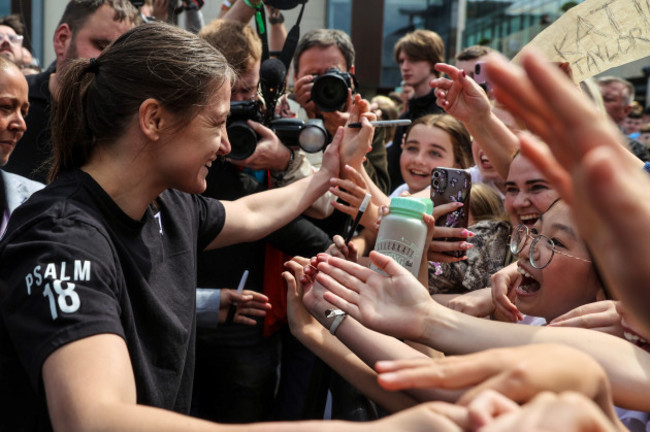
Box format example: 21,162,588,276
0,169,225,431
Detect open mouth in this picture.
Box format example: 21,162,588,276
516,265,540,295
408,168,429,178
519,213,541,226
479,154,493,169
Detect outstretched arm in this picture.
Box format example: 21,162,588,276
374,344,619,426
483,49,650,333
431,63,519,180
283,258,418,413
317,252,650,411
207,127,341,249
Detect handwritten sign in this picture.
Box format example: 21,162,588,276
513,0,650,82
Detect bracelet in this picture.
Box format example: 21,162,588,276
242,0,262,9
326,309,347,335
268,12,284,24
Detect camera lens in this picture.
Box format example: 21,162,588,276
311,73,350,112
227,121,257,160
299,120,328,153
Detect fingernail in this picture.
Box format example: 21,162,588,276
461,229,475,237
461,69,466,77
455,202,464,207
460,242,474,250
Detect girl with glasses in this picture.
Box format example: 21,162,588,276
507,199,605,323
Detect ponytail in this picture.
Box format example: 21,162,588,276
49,58,98,181
47,22,235,182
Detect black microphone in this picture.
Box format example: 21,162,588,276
259,58,287,123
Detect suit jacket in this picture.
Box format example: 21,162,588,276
2,169,44,214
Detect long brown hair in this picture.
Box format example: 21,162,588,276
49,23,235,181
405,114,473,169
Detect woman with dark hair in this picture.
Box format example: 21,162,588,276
0,22,388,431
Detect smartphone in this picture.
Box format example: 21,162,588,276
430,167,472,258
473,61,489,93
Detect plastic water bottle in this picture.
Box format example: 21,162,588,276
372,196,430,277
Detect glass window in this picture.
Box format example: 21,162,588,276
381,0,453,88
0,2,10,16
327,0,351,35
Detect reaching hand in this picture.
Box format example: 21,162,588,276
283,258,321,339
329,165,378,229
319,127,343,180
427,202,475,263
339,94,376,170
431,63,492,124
484,48,650,332
218,289,271,326
151,0,170,22
447,288,495,318
549,301,624,339
368,401,468,432
478,392,620,432
375,344,617,423
490,263,524,322
317,251,437,341
325,235,359,262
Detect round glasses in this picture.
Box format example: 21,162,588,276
509,224,591,269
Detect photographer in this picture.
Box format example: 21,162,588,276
195,19,333,422
291,29,390,195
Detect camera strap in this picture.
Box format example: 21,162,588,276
255,1,307,71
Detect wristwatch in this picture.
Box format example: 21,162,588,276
268,11,284,24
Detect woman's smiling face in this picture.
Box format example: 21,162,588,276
505,153,559,227
400,124,457,193
515,201,603,322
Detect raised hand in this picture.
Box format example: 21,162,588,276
446,288,495,318
325,234,359,262
431,63,492,124
339,94,377,170
375,344,617,423
549,300,624,338
427,202,475,263
316,252,438,341
484,48,650,332
319,126,343,180
490,262,524,322
479,392,620,432
283,258,321,338
329,165,378,229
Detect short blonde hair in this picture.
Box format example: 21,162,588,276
199,19,262,76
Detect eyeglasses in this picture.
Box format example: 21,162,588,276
0,33,23,45
509,224,591,269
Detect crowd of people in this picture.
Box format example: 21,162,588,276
1,0,650,431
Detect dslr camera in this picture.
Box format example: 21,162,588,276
226,100,328,160
311,68,356,112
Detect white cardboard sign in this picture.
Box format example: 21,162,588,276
513,0,650,82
